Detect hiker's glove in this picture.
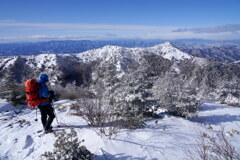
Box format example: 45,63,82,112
49,90,55,102
49,90,55,99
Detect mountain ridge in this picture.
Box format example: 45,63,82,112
1,40,240,63
0,42,240,109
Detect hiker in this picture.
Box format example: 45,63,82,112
37,74,56,133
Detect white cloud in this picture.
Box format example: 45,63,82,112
0,20,240,42
0,20,175,31
0,35,122,43
139,31,240,40
173,24,240,33
29,35,52,39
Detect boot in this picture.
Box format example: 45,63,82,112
44,126,54,133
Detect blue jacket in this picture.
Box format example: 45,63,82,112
38,74,50,106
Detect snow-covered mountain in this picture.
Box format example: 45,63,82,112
0,42,194,84
0,42,240,106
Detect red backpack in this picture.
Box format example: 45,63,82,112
25,79,49,108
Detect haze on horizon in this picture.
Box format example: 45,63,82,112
0,0,240,43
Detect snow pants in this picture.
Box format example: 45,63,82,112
38,103,55,130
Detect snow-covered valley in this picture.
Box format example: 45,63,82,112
0,99,239,160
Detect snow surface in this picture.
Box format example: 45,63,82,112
0,57,18,70
25,54,57,69
0,99,239,160
234,60,240,64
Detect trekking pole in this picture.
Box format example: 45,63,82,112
51,102,60,127
100,148,109,160
35,108,38,121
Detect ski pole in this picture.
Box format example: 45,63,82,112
100,148,109,160
51,102,60,127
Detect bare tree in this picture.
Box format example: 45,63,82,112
186,127,240,160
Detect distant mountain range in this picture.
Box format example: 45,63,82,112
173,41,240,62
0,40,240,63
0,40,165,56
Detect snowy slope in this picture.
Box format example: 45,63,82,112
0,99,239,160
148,42,192,61
0,54,57,70
234,60,240,64
25,54,57,69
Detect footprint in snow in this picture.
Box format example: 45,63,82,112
23,135,34,149
25,147,34,158
13,138,18,144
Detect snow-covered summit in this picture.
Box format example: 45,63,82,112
148,42,192,61
77,42,193,63
76,45,128,62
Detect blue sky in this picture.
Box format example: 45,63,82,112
0,0,240,42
